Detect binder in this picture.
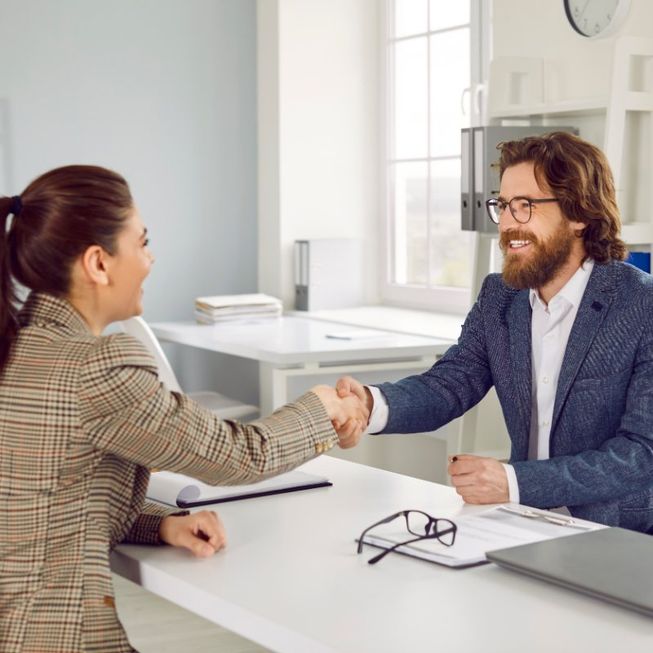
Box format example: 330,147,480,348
293,238,364,311
460,128,474,231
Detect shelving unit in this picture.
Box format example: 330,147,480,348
488,36,653,259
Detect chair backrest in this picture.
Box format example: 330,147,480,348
119,316,183,392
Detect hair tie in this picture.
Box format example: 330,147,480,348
10,195,22,216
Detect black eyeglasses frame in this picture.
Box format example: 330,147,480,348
356,509,457,565
485,196,559,225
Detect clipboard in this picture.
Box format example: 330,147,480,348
357,505,601,569
147,469,332,508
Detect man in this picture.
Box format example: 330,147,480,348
338,131,653,532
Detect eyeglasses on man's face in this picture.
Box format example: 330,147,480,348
486,196,559,225
356,509,457,565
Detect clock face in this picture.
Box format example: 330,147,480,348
564,0,631,38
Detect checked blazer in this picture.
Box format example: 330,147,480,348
0,292,337,653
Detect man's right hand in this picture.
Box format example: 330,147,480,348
310,385,369,448
336,375,374,415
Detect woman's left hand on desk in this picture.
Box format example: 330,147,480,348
159,511,227,558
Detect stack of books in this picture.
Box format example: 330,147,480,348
194,293,282,324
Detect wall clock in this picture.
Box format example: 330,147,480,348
564,0,631,39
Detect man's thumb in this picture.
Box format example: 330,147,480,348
336,377,351,397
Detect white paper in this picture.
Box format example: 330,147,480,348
195,293,282,310
147,469,330,507
362,506,601,568
325,329,392,340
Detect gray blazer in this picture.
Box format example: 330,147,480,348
377,261,653,533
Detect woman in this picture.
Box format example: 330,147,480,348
0,165,367,653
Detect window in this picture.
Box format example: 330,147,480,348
382,0,490,313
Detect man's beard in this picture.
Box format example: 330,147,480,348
500,222,575,290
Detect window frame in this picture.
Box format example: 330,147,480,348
379,0,491,314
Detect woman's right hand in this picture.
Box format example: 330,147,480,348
310,384,369,448
159,511,227,557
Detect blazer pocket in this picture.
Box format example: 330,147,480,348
572,367,632,391
620,490,653,512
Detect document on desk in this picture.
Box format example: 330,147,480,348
360,506,602,569
325,329,393,340
147,469,332,508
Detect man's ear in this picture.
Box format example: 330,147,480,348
80,245,111,287
569,219,586,239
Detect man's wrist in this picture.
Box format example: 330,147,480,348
502,463,520,503
366,385,389,434
363,386,374,415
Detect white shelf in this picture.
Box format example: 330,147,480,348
489,97,608,120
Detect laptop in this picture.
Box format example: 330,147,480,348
487,527,653,617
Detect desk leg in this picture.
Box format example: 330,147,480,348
259,362,300,414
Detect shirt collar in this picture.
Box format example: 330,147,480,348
529,259,595,310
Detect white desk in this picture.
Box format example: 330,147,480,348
151,315,452,415
112,457,652,653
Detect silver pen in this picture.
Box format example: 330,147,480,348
497,505,591,529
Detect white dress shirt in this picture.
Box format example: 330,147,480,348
366,260,595,504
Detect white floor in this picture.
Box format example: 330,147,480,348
113,573,270,653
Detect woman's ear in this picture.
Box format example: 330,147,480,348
80,245,110,287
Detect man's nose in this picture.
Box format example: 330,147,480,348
498,205,519,231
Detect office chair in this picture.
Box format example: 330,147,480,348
119,316,259,421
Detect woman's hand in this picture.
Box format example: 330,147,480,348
159,511,227,558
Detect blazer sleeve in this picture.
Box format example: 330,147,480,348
123,501,188,546
513,305,653,509
375,276,495,434
78,333,338,486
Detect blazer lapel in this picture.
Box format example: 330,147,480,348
551,262,618,434
507,289,533,457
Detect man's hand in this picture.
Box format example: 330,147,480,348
335,375,374,415
448,454,509,504
159,511,227,558
311,384,369,448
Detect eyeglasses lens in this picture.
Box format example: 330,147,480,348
405,511,431,537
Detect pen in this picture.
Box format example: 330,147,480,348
497,505,591,529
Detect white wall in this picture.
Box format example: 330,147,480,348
0,0,260,403
0,0,258,322
257,0,380,308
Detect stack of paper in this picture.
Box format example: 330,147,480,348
195,293,282,324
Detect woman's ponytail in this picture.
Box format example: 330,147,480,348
0,196,20,373
0,166,133,375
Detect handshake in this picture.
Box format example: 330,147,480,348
311,376,372,449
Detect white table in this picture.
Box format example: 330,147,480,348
151,316,462,461
151,315,452,414
111,457,652,653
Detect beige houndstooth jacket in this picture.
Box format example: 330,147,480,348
0,293,337,653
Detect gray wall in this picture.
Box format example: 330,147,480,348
0,0,260,404
0,0,258,321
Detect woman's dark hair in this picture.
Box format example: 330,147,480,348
497,131,627,264
0,164,133,372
